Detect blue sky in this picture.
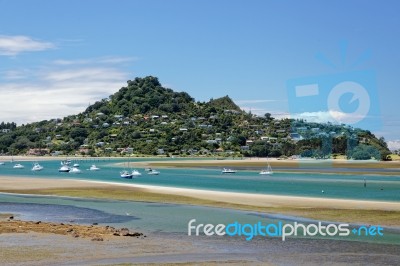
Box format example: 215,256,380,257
0,0,399,149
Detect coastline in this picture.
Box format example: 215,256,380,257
3,155,400,175
1,175,400,265
1,176,400,227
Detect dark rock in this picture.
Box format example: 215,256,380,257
35,221,41,224
72,233,79,238
113,233,120,236
120,228,130,236
66,229,74,233
92,222,98,225
9,216,14,220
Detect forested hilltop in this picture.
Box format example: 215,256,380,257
0,76,391,160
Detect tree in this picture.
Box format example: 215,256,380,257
10,136,33,152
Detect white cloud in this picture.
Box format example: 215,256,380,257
52,56,137,66
234,99,284,104
387,140,400,151
0,65,129,124
42,67,127,82
0,35,55,56
290,111,342,123
1,70,30,80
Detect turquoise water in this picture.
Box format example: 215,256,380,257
1,160,399,245
1,193,399,245
0,159,399,201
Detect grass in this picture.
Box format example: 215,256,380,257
2,187,400,227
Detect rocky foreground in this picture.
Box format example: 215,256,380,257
0,216,145,241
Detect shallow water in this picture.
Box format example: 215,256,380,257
0,159,399,201
1,193,399,245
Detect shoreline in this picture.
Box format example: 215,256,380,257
1,176,400,265
1,176,400,227
1,176,399,210
3,155,400,175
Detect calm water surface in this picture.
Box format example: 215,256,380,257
0,158,399,201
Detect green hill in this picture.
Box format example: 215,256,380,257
0,76,391,160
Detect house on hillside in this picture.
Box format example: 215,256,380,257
288,133,303,142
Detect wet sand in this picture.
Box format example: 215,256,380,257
0,176,399,211
1,231,399,265
1,176,400,265
0,217,143,239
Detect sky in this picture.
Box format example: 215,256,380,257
0,0,400,149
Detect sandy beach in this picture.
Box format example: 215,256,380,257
0,176,399,211
1,173,400,265
1,176,400,227
3,230,399,266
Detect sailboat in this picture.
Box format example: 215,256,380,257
120,160,133,179
120,170,133,179
259,162,273,175
222,168,237,174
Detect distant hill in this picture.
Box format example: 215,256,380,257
208,96,241,112
0,76,391,160
85,76,195,116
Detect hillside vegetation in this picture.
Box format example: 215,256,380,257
0,76,391,160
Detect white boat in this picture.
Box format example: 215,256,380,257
59,165,70,172
259,163,273,175
31,162,44,171
13,163,24,169
89,164,100,171
69,167,81,174
0,162,5,165
120,170,132,179
222,168,236,174
147,169,160,175
131,169,142,176
73,163,80,168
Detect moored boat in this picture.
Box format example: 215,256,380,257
259,163,273,175
13,163,24,169
69,167,81,174
89,164,100,171
222,168,236,174
59,164,70,172
120,170,133,179
131,169,142,176
147,169,160,175
31,162,44,171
